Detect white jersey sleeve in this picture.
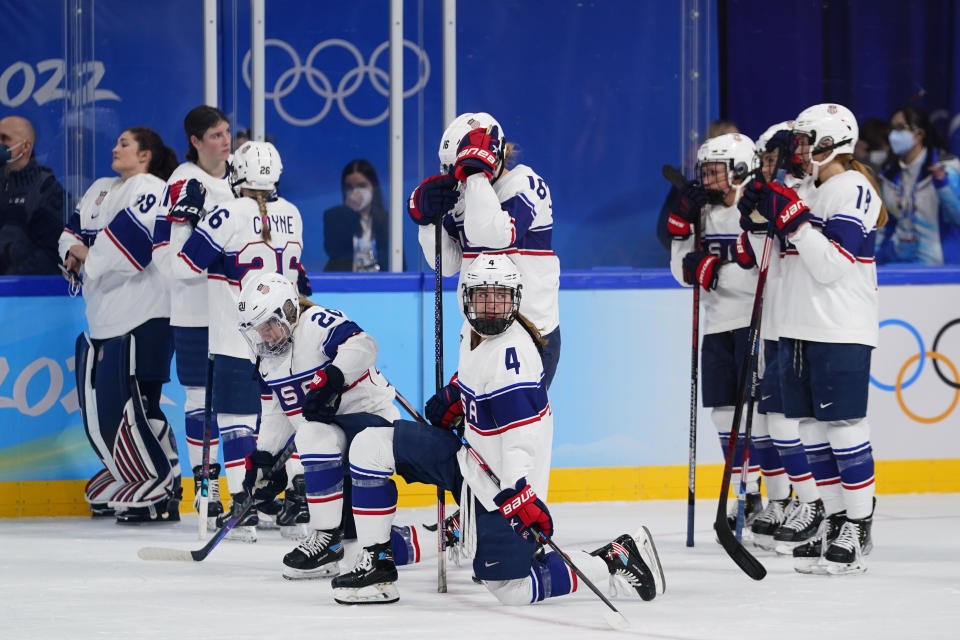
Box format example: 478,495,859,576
82,174,165,281
417,217,463,277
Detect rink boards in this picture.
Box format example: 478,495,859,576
1,268,958,516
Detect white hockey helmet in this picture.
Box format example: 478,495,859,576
696,132,758,202
438,112,505,175
230,141,283,196
792,103,858,180
237,272,299,358
461,253,522,336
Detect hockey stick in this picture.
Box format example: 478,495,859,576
434,217,448,593
137,439,296,562
393,391,630,631
712,209,777,581
661,164,698,548
198,354,214,538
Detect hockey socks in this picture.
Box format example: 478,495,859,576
712,406,760,494
750,413,790,500
349,462,398,542
183,385,218,469
769,413,820,504
218,413,257,491
826,419,875,520
798,419,844,516
301,453,345,529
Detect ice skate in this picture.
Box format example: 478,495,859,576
282,528,343,579
824,514,873,576
332,541,399,605
116,486,181,524
750,497,794,551
192,463,223,530
216,492,258,543
276,474,309,540
591,526,665,601
774,498,824,554
793,510,847,575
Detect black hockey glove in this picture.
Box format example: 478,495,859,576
302,365,346,422
407,174,459,226
737,180,769,232
667,181,709,238
425,381,464,430
242,449,288,504
169,178,207,228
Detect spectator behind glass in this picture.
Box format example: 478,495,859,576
875,105,960,265
322,159,390,272
656,119,739,257
0,115,65,274
854,117,891,176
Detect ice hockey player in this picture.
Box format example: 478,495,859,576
167,141,304,541
153,106,235,527
668,132,768,531
235,272,400,578
738,104,884,574
407,112,561,388
333,254,664,606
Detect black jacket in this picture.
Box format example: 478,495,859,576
0,159,65,275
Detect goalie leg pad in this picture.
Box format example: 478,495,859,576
76,333,178,511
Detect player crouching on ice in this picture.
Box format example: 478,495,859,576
334,254,665,605
235,272,400,578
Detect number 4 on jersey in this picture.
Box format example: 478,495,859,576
505,347,520,374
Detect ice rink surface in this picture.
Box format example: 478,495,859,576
1,494,957,639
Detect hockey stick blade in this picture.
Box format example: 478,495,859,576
603,610,630,631
661,164,688,189
137,546,195,561
713,519,766,580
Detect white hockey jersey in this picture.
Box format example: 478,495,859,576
58,174,170,339
670,202,758,335
153,162,234,327
418,165,560,335
256,304,400,439
454,320,553,511
774,170,880,346
169,195,304,359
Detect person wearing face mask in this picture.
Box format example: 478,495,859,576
322,159,391,272
853,118,891,176
0,115,65,275
876,105,960,265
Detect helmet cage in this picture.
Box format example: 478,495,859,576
462,283,522,336
239,299,297,358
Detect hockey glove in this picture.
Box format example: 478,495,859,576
737,180,769,232
453,126,502,181
733,231,757,269
757,182,813,238
425,381,464,430
494,478,554,542
242,449,288,504
681,250,720,291
302,365,346,422
407,174,459,226
667,181,709,238
169,178,207,228
296,264,313,296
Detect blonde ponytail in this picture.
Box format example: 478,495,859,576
254,191,272,242
840,154,888,228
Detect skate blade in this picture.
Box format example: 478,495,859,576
633,525,665,596
773,540,807,555
748,533,778,552
333,583,399,605
224,526,257,543
825,559,868,576
257,513,280,530
793,558,830,575
280,523,310,540
282,564,340,580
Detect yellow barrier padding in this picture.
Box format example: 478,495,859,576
2,458,957,517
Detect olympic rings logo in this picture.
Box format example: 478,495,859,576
242,38,431,127
870,318,960,424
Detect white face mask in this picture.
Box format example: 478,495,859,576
867,149,888,166
345,186,373,212
888,129,917,156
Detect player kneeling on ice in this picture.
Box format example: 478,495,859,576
336,254,665,606
235,272,400,579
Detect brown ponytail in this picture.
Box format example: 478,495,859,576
840,154,888,228
254,191,272,242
